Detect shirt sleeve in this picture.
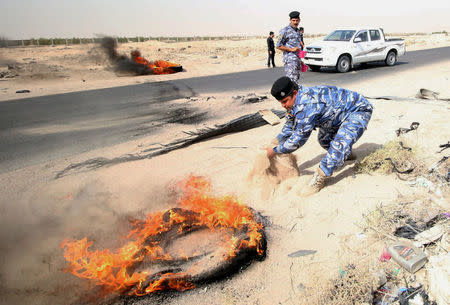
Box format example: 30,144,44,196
273,106,320,154
276,29,286,47
275,112,295,143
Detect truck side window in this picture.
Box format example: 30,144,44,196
355,31,368,42
369,30,381,41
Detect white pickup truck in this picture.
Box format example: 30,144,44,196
303,27,405,73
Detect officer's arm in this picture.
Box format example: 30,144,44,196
277,45,297,52
273,110,319,154
275,113,295,144
276,30,288,51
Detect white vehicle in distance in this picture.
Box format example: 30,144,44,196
303,28,406,73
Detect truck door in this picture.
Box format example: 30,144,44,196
352,30,370,64
368,29,386,61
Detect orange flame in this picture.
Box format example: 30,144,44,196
61,175,264,296
131,49,182,74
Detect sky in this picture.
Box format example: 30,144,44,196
1,0,450,39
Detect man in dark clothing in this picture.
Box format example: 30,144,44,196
267,31,276,68
299,27,305,50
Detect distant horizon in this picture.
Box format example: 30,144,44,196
2,30,449,41
1,0,449,40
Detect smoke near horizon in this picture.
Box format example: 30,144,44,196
100,37,153,76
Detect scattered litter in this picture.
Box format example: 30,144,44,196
393,212,447,240
380,246,392,262
233,93,268,104
371,269,388,289
398,285,437,305
0,70,18,79
436,142,450,153
416,88,444,100
297,283,306,291
400,141,412,151
258,109,281,125
427,156,449,182
396,122,420,136
374,283,401,304
413,224,445,246
387,242,427,273
374,284,436,305
288,249,317,258
210,146,248,149
427,254,450,305
394,223,422,239
385,157,415,174
356,232,367,240
185,96,215,102
15,89,30,93
407,177,435,191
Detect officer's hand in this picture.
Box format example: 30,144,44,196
269,51,272,54
264,147,276,159
292,47,300,52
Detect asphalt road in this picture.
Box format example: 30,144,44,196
1,47,449,173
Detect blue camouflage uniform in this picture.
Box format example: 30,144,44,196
273,85,373,177
276,25,302,84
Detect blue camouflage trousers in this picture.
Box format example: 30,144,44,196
318,110,372,176
284,58,301,84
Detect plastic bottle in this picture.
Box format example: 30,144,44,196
387,241,427,273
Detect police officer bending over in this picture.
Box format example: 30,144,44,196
265,77,373,196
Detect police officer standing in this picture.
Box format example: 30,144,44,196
276,11,302,84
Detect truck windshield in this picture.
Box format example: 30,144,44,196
324,30,356,41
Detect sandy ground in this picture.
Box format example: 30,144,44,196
0,34,449,305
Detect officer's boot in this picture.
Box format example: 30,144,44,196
300,167,327,197
345,151,356,161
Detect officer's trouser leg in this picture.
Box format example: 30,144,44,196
284,59,301,84
319,110,372,176
318,127,338,150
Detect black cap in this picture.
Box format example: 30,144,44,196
289,11,300,19
271,76,297,100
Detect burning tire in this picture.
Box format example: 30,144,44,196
61,176,266,299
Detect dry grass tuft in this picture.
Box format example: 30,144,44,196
360,195,445,243
355,140,424,177
302,259,392,305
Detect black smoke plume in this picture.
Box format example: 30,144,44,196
100,37,153,75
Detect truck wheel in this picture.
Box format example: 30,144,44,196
309,65,321,72
336,55,351,73
385,50,397,66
